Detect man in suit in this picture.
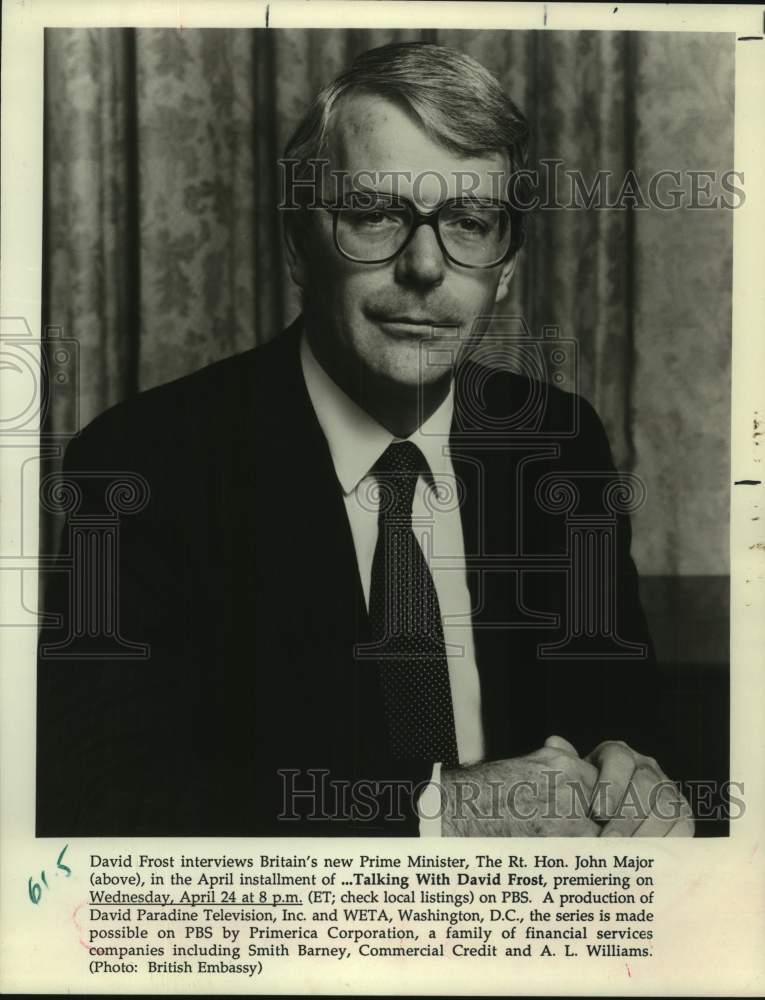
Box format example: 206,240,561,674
37,42,692,838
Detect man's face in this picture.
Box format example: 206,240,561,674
288,93,516,390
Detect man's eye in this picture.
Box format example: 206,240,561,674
457,216,487,232
348,208,402,227
447,214,491,236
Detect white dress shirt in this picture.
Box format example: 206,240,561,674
300,335,485,832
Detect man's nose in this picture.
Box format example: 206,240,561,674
394,223,445,288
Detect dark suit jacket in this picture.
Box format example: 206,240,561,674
37,319,657,837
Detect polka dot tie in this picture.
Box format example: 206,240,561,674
367,440,459,767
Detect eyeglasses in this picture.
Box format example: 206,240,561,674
326,192,513,269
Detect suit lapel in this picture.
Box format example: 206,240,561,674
450,363,540,760
243,325,387,773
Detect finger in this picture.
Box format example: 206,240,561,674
604,775,693,837
588,742,670,784
598,825,624,838
604,766,680,836
562,756,600,794
600,819,639,837
585,739,633,766
544,735,579,756
639,778,693,828
665,816,695,837
571,818,603,837
586,741,656,768
631,811,676,837
534,747,600,791
586,743,638,822
515,816,602,838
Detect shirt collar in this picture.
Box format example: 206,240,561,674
300,332,454,496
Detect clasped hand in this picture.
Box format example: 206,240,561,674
441,735,694,837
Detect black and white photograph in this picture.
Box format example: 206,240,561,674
35,23,730,838
1,2,763,996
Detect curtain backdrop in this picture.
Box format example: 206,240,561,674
43,28,733,586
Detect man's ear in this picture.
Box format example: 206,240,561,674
493,253,518,305
284,216,307,289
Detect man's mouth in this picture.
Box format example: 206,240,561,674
369,314,459,335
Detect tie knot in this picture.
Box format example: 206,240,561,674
375,440,426,476
373,441,428,519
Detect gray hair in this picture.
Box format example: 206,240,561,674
283,41,531,255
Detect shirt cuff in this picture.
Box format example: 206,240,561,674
417,762,443,837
